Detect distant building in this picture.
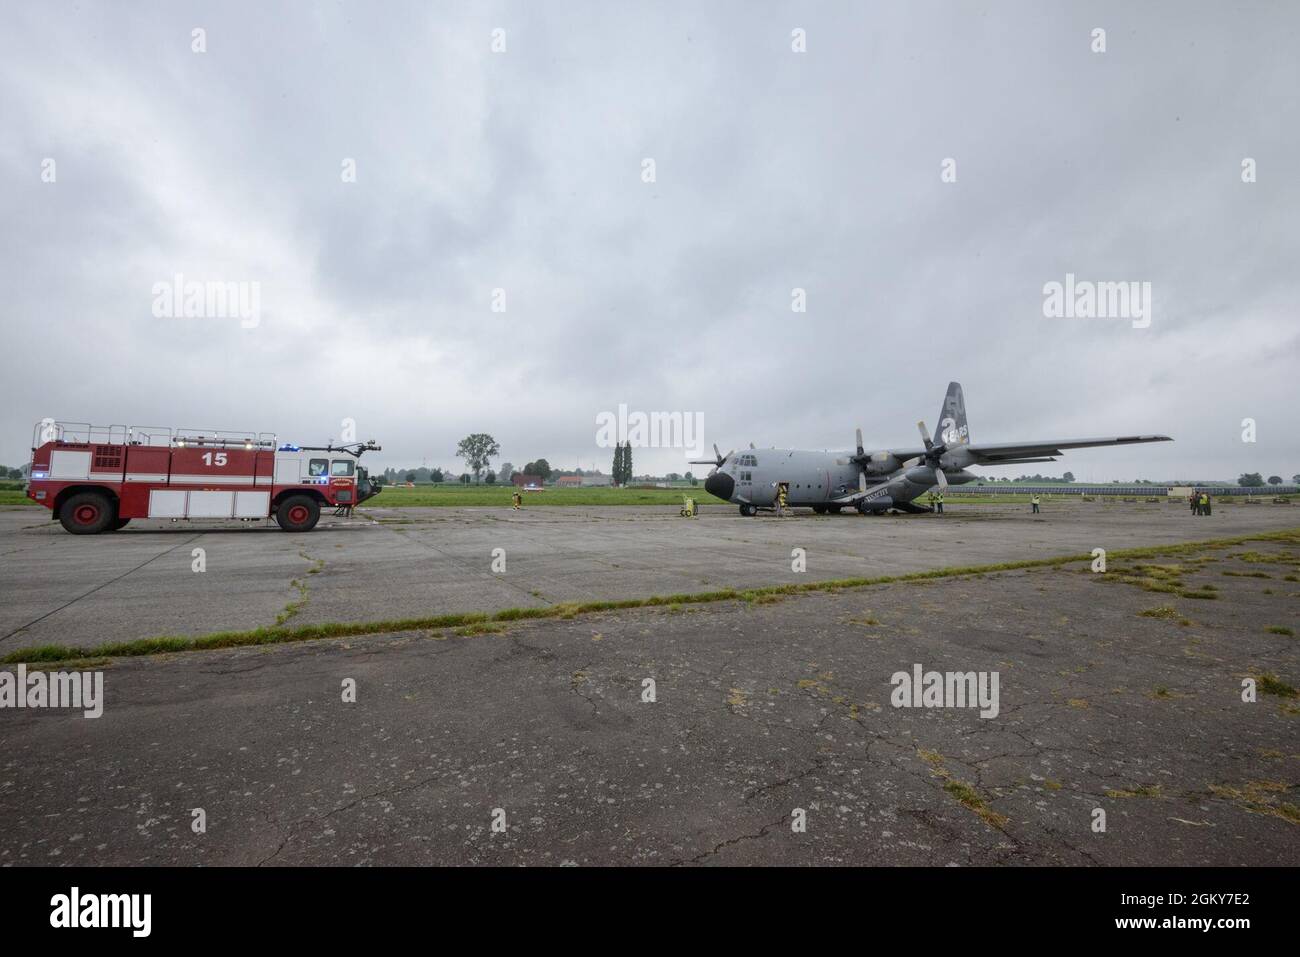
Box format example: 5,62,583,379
556,475,583,487
512,473,544,488
581,474,612,486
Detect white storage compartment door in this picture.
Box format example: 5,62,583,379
234,490,271,518
273,457,301,484
149,489,188,518
50,450,92,480
186,490,235,518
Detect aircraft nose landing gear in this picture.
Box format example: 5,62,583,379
739,503,757,516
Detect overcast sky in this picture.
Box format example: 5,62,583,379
3,1,1297,481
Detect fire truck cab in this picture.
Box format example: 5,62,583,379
25,421,381,535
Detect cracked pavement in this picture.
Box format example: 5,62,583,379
2,500,1296,652
2,532,1296,865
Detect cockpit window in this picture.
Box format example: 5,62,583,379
331,459,355,477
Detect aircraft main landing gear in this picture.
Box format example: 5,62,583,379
739,503,758,517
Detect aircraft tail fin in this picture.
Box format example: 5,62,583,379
935,381,969,447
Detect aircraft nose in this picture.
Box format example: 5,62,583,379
705,470,734,500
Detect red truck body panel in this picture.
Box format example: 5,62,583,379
26,424,377,533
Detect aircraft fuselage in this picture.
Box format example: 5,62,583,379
703,448,976,514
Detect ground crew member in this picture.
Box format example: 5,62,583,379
1190,490,1200,516
936,489,944,515
1031,493,1041,514
1201,491,1211,516
512,489,522,510
777,482,788,515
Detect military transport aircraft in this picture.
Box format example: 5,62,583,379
693,382,1172,515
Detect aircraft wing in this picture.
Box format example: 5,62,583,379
961,435,1172,463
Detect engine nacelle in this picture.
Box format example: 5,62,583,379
865,452,901,475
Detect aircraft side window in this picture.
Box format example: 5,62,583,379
308,458,328,477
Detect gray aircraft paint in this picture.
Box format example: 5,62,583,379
700,383,1171,516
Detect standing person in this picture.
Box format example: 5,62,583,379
936,489,944,514
1031,493,1041,515
1190,489,1200,516
512,489,522,510
1202,491,1212,516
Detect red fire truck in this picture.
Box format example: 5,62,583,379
25,421,381,534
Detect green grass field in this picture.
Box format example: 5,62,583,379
363,485,718,507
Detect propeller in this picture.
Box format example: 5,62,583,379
836,427,870,467
916,420,949,489
688,443,733,473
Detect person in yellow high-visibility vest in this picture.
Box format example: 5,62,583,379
512,489,522,510
1031,494,1041,514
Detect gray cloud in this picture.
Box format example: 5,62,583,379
2,1,1297,481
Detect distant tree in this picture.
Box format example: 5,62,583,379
611,443,622,486
460,473,471,484
1238,472,1265,487
456,433,500,484
1293,474,1300,485
498,462,515,484
685,471,695,486
430,468,444,483
485,470,497,484
533,458,552,482
1062,471,1075,483
1267,475,1282,485
666,472,680,482
405,471,417,483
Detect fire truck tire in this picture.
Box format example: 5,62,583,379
59,492,114,535
276,495,320,532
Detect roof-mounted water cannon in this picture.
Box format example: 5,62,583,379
293,439,382,458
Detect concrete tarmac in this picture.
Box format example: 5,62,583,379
1,532,1296,865
0,500,1295,654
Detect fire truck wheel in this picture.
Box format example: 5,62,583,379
59,492,114,535
276,495,320,532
